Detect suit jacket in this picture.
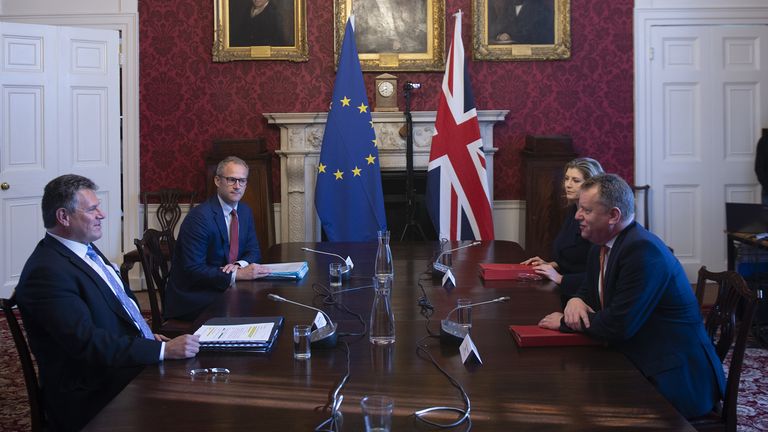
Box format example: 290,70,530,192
15,235,162,431
164,195,261,320
570,222,725,418
551,204,590,297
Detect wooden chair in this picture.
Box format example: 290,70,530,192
134,229,191,337
1,296,46,432
632,184,650,230
120,189,196,288
690,266,757,432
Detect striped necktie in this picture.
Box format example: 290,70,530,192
599,245,610,308
86,245,154,339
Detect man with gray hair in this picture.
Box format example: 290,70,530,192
165,156,269,321
538,173,725,419
15,174,200,431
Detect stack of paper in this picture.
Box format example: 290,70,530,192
263,261,309,280
195,317,283,352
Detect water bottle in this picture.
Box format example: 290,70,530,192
369,277,395,345
374,230,394,282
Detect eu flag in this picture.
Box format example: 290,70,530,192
315,18,387,242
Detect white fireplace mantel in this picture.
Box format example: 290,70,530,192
264,110,509,242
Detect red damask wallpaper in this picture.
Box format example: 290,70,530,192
139,0,634,201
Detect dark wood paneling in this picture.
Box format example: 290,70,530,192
522,135,576,260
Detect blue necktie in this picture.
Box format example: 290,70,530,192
86,245,154,339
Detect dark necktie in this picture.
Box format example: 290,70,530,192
229,209,239,264
86,245,154,339
599,245,610,308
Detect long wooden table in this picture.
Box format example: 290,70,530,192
85,241,693,431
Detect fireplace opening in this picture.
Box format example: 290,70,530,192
381,171,437,241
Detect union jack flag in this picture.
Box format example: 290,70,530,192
426,11,494,241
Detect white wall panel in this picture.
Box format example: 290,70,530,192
664,186,698,258
3,198,44,284
724,84,757,158
71,39,106,73
3,35,43,71
4,86,42,168
724,37,757,69
725,186,759,203
664,84,699,159
663,37,699,69
71,87,107,165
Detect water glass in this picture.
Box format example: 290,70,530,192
293,325,311,360
360,395,394,432
329,263,343,288
456,298,472,328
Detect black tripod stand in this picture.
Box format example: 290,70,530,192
400,82,427,241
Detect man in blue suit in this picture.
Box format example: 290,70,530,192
538,174,725,419
165,156,269,321
15,174,200,431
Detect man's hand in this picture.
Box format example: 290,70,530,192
235,263,271,280
221,263,240,273
533,263,563,285
164,334,200,359
563,298,595,331
538,312,564,330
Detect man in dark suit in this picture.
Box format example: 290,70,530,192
15,174,200,431
165,156,269,321
538,174,725,419
490,0,554,45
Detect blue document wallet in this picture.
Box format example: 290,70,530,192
194,316,283,352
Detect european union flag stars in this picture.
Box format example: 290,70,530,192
315,18,387,242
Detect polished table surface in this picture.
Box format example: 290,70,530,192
85,241,693,431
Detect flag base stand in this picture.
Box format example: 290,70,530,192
399,82,428,242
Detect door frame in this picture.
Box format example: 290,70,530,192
635,1,768,199
1,13,141,260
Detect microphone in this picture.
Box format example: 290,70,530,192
404,81,421,90
432,241,481,276
267,293,338,348
301,247,353,278
440,296,510,344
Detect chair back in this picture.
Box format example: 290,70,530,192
1,296,45,432
694,266,757,432
141,189,195,254
134,229,172,333
631,184,650,230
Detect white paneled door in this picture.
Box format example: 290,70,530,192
649,24,768,279
0,22,121,298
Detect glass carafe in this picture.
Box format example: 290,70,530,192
374,230,394,282
369,277,395,345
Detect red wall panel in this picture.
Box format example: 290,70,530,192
139,0,634,201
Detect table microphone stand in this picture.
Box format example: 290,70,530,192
400,82,427,241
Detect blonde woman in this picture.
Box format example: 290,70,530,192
522,157,604,297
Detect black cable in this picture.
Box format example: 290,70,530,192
311,282,368,337
414,335,472,429
413,256,472,429
314,341,351,432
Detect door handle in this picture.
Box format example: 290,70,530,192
0,182,9,190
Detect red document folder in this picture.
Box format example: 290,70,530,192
508,325,601,347
479,263,543,281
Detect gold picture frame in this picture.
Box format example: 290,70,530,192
333,0,445,72
213,0,308,62
472,0,570,61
